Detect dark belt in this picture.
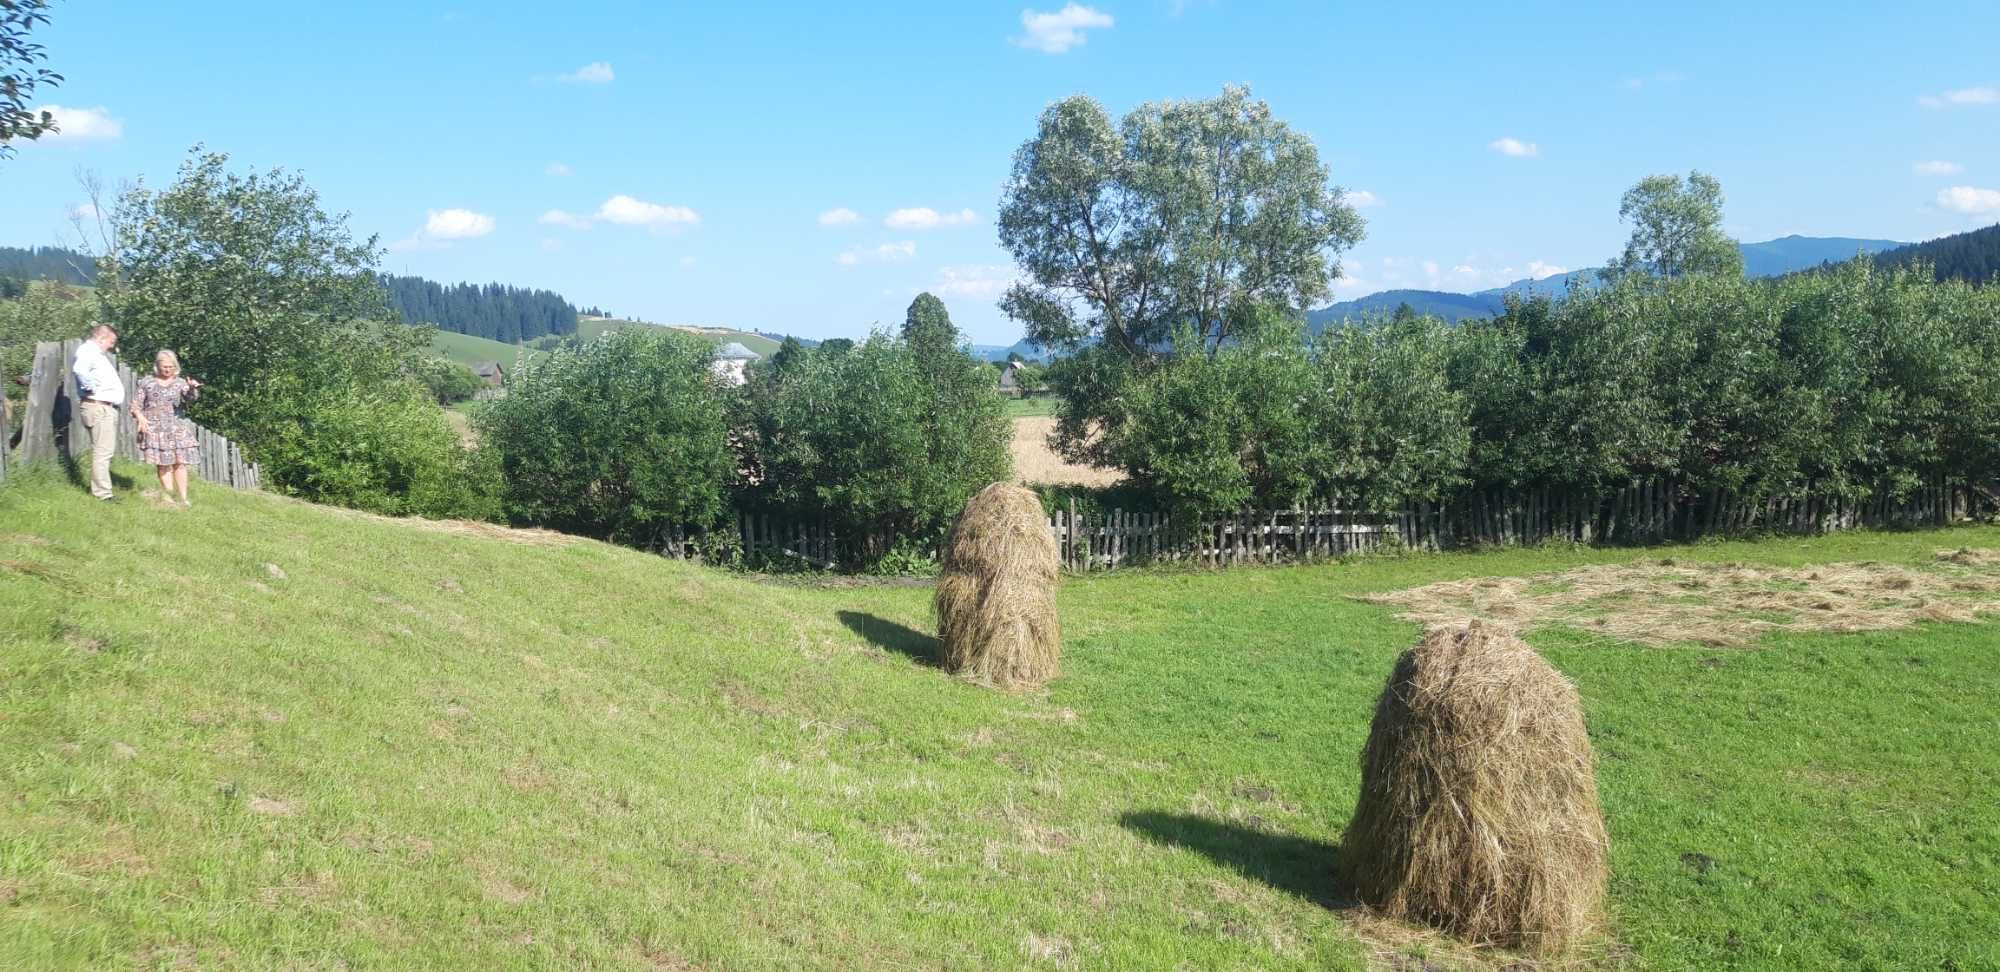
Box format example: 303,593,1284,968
81,397,120,406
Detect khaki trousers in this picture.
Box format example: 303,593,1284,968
80,400,119,499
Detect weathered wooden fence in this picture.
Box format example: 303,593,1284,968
8,340,262,490
660,480,1994,573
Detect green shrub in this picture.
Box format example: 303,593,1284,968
478,327,733,544
253,376,498,520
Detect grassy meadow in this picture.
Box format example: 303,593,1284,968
428,330,539,370
1,466,1996,969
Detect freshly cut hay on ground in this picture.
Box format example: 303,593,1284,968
935,482,1061,689
1362,551,2000,648
1342,622,1609,956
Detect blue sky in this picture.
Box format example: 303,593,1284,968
6,1,1998,344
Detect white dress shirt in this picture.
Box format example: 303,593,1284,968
72,341,127,406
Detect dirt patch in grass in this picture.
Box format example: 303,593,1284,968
1362,549,2000,647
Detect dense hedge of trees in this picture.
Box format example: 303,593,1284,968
382,274,578,344
1069,262,2000,518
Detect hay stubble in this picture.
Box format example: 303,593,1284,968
1364,550,2000,647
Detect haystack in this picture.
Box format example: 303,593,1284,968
1341,622,1608,955
934,482,1061,689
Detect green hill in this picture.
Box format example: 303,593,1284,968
2,468,1996,968
427,329,540,369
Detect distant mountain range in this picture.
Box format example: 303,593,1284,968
1309,235,1907,327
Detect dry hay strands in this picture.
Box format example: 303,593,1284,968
934,482,1061,690
1341,622,1609,956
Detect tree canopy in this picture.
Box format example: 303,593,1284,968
997,85,1365,360
1605,171,1742,280
0,0,60,158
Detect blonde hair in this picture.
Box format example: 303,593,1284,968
155,349,180,375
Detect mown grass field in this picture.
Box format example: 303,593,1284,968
1,466,1995,969
427,330,539,370
577,316,783,357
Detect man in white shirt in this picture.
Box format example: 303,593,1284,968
72,323,126,502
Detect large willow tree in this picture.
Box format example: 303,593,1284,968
995,85,1365,466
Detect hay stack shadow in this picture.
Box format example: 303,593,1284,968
1340,621,1609,956
934,482,1061,689
836,610,941,669
1120,811,1353,910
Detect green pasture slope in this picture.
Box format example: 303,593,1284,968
1,466,1995,969
579,316,783,357
427,329,539,369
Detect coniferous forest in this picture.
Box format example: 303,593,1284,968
379,275,579,343
1872,222,2000,283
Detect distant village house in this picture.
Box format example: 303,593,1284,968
712,342,760,386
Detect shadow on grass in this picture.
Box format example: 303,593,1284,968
836,610,941,669
1120,811,1356,910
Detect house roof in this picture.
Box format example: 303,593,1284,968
472,361,504,376
715,342,760,360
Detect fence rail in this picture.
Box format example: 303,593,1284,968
659,479,1994,573
7,340,262,491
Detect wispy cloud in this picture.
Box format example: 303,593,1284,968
837,241,917,266
545,162,573,177
933,264,1020,300
1015,4,1114,54
1913,160,1964,176
595,195,700,228
1937,185,2000,215
818,207,861,227
1918,85,1997,109
884,207,978,230
1345,190,1383,208
35,105,122,142
538,209,593,230
1488,137,1539,158
556,61,615,84
1526,260,1569,280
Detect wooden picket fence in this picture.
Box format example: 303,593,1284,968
7,340,262,490
658,478,1995,573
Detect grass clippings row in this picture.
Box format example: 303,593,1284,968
1362,549,2000,648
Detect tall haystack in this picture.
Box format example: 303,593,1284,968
935,482,1061,689
1341,622,1609,955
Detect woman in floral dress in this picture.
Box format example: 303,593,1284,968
132,349,203,507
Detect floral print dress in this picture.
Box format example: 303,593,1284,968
133,375,201,466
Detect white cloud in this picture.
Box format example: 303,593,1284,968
546,162,573,177
1015,4,1114,54
1918,85,1997,109
1346,190,1383,208
557,61,615,84
538,208,593,230
818,207,862,226
595,194,700,228
1488,137,1540,158
1913,160,1964,176
837,241,917,266
933,264,1020,300
1937,185,2000,215
884,206,978,230
1526,260,1569,280
36,105,122,141
68,202,103,223
424,208,496,240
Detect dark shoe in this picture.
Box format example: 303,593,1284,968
99,496,122,504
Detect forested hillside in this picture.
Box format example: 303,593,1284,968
0,245,96,285
381,274,578,343
1872,223,2000,283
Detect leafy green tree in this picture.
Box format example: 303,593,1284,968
1604,171,1742,280
1,0,60,158
998,85,1365,359
105,149,421,439
412,355,485,405
998,85,1364,465
1310,318,1471,506
1,280,93,409
736,332,1010,561
901,292,958,362
479,327,733,543
102,149,488,515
